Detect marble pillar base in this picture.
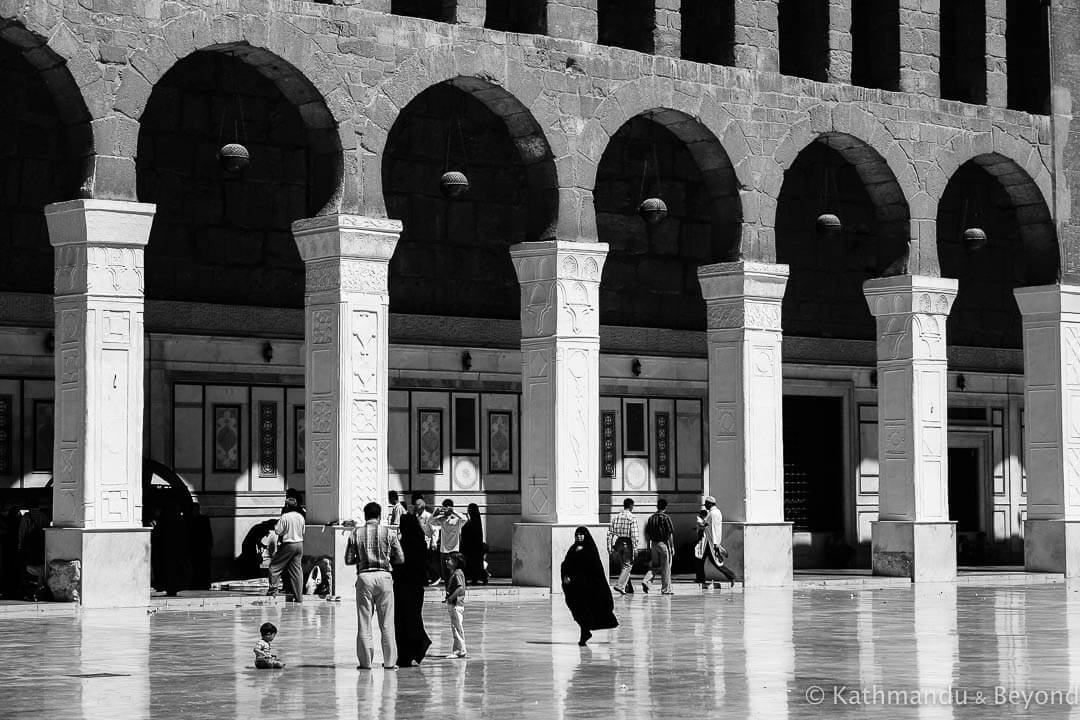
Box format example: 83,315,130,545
512,523,607,592
721,522,793,587
872,520,956,581
1025,519,1080,576
303,524,355,598
45,527,151,608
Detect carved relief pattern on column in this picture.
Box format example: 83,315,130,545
524,346,551,517
351,310,377,393
350,439,378,523
564,347,590,514
312,310,333,345
1065,327,1080,510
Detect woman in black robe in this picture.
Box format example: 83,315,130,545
460,503,488,585
561,527,619,646
393,513,432,666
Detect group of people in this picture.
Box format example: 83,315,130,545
606,495,736,594
257,491,736,668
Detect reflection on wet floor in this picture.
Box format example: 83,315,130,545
5,584,1080,719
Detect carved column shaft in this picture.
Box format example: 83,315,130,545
46,199,155,529
698,261,788,524
293,215,400,525
511,240,607,525
1014,285,1080,575
864,276,957,522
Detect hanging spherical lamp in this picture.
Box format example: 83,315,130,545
963,226,988,251
218,142,250,174
816,212,842,236
638,197,668,225
439,170,469,200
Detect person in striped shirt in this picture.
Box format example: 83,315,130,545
607,498,639,595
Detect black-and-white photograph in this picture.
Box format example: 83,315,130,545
0,0,1075,718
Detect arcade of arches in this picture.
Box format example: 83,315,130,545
0,1,1077,606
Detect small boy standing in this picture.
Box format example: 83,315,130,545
254,621,285,669
443,555,468,658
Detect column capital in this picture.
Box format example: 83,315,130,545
698,261,789,302
511,240,608,340
292,214,401,263
44,199,156,250
863,275,958,318
1014,284,1080,321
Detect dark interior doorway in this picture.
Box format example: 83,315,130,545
948,445,986,564
782,396,848,567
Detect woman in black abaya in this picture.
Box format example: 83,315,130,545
561,527,618,646
394,513,432,666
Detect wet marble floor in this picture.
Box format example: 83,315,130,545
4,583,1080,719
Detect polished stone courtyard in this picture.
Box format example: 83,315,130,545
4,583,1080,719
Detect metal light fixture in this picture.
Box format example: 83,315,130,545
960,197,988,251
631,358,642,377
439,115,470,200
262,341,274,363
637,143,667,226
957,373,966,391
461,351,472,371
217,53,250,175
44,331,55,353
816,165,842,237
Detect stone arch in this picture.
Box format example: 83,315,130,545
118,11,352,213
592,101,744,331
936,144,1058,349
0,19,96,193
930,131,1056,271
359,43,564,234
774,120,913,341
770,106,915,273
381,76,560,320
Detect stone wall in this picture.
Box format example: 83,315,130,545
0,0,1070,321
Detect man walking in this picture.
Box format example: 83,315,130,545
607,498,639,595
346,502,404,669
697,496,736,589
642,498,675,595
386,490,405,529
412,493,440,584
430,499,469,583
267,497,305,602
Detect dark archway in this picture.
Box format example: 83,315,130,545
137,48,340,307
776,133,910,340
596,110,742,332
0,27,92,295
382,79,558,321
938,155,1058,349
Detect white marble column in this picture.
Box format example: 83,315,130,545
698,261,792,587
292,215,399,593
509,240,608,589
1014,285,1080,575
44,199,156,608
864,275,958,581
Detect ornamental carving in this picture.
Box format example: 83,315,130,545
306,260,388,294
351,438,378,521
351,310,378,393
312,309,334,344
706,302,781,330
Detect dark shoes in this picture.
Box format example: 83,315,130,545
641,583,649,594
578,629,592,646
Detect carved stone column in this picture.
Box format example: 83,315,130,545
509,240,608,590
44,199,156,608
292,215,400,594
698,261,792,587
1014,285,1080,576
864,275,958,581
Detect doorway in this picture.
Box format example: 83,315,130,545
782,396,847,567
947,435,991,565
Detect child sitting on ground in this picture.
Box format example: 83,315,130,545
443,554,468,659
254,621,285,669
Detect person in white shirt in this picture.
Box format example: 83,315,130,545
695,496,736,589
412,493,440,584
386,490,405,529
430,499,469,584
268,497,306,602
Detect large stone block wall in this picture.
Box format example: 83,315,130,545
0,0,1073,295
